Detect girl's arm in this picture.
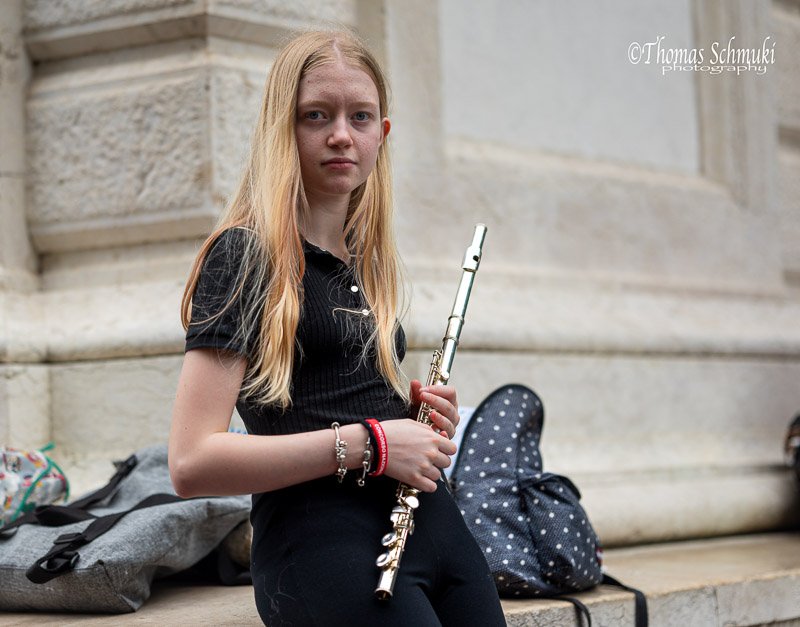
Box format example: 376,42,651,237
169,348,457,497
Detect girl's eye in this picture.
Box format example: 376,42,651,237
353,112,371,122
305,111,324,121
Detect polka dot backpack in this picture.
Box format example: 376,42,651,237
450,384,647,625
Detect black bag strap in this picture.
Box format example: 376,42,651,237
602,573,648,627
68,454,139,509
27,504,96,526
0,454,138,536
559,575,648,627
26,492,185,584
559,596,592,627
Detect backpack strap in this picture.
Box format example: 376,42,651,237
602,573,648,627
26,492,185,584
66,454,139,509
559,596,592,627
0,454,138,536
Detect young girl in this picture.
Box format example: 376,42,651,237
169,29,506,626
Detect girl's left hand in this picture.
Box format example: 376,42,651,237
409,379,460,440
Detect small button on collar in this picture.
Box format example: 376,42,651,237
351,285,359,293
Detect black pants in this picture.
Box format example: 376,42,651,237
250,475,507,626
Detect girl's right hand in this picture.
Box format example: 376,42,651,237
380,419,457,493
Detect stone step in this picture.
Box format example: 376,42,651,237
2,532,799,626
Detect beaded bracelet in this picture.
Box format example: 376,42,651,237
364,418,388,477
331,422,348,483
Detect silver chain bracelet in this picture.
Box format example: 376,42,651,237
331,422,348,483
357,436,372,487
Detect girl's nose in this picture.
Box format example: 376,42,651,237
328,115,353,147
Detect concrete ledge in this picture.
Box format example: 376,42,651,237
505,532,800,626
1,532,798,626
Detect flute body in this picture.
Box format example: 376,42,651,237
374,224,487,600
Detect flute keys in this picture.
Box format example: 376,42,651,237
381,532,398,547
403,495,419,509
389,506,405,524
376,552,393,568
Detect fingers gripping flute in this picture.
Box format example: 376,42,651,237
375,224,487,601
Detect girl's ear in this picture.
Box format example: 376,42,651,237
381,117,391,142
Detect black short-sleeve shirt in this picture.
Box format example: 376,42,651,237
185,228,410,437
185,228,253,356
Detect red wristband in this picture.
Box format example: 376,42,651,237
365,418,388,476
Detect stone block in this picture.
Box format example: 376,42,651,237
383,0,446,254
439,0,699,174
0,364,50,450
26,36,325,252
602,533,800,625
778,145,800,274
503,599,594,626
48,353,244,494
582,470,799,545
773,4,800,133
433,151,784,292
0,175,38,283
402,348,800,543
41,279,186,361
0,291,45,362
27,67,214,250
26,242,800,362
0,2,29,174
39,239,201,290
402,269,800,372
50,355,183,461
405,350,800,472
645,587,718,626
717,574,800,625
24,0,356,33
210,0,356,24
24,0,198,32
208,56,271,203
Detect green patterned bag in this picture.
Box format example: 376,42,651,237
1,443,69,527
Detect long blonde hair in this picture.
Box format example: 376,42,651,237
181,29,409,411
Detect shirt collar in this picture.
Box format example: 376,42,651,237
301,238,352,269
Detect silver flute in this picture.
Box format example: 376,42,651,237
375,223,487,600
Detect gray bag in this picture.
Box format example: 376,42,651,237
0,444,250,613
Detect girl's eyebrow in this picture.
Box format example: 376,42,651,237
297,99,379,109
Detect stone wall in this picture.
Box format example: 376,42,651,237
1,0,798,546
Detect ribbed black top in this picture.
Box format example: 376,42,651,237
185,227,410,436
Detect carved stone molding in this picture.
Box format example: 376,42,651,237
24,0,363,254
24,0,358,60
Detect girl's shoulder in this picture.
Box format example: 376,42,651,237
204,226,256,268
213,225,255,250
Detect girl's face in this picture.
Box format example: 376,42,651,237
295,60,390,205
